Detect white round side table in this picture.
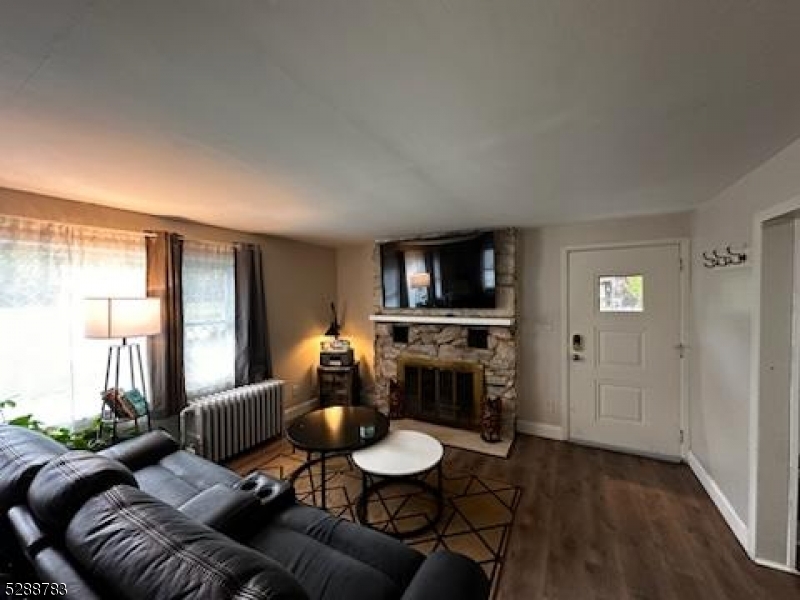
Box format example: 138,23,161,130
351,430,444,538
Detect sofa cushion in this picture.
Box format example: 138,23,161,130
28,451,137,533
0,425,65,510
66,485,309,600
133,450,241,507
247,524,401,600
272,505,424,590
398,551,490,600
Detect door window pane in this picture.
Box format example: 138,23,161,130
599,275,644,312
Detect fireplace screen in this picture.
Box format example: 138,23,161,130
401,359,483,430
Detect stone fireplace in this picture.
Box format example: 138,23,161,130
370,229,518,439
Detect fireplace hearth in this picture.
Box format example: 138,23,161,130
398,356,484,431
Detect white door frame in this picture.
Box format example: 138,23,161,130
561,238,691,458
749,196,800,571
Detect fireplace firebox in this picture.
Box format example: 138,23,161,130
397,356,484,430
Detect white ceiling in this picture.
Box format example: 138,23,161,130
1,1,799,244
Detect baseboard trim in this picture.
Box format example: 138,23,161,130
516,420,566,441
754,558,799,575
284,397,319,422
686,451,749,552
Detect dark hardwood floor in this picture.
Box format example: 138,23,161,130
230,435,800,600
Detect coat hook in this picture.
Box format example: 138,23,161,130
712,249,730,267
727,245,747,265
702,251,717,268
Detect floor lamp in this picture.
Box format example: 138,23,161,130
84,297,161,442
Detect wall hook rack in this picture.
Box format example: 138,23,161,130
702,244,748,269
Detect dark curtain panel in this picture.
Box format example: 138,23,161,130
146,232,186,417
234,243,271,385
398,251,409,307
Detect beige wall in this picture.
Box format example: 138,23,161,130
690,136,800,541
518,212,692,427
0,187,337,408
336,244,376,398
335,213,692,424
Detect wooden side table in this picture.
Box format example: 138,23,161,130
317,362,360,407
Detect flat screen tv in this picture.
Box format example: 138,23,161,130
380,231,496,309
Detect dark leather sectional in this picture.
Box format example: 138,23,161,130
0,425,489,600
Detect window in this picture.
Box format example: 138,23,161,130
598,275,644,312
0,216,146,425
182,241,235,399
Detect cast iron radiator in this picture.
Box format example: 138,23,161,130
180,380,285,462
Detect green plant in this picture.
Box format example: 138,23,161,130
1,401,108,451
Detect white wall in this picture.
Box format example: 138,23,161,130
517,213,691,430
690,137,800,533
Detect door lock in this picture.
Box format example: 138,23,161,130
572,333,584,352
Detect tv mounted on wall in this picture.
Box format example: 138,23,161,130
380,231,496,309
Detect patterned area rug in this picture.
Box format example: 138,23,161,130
245,448,521,595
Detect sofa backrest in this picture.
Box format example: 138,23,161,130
0,424,66,511
65,485,309,600
28,451,138,533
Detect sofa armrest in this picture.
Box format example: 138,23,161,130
7,506,48,561
236,471,295,508
401,551,490,600
100,430,179,471
178,484,260,535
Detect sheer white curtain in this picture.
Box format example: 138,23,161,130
0,216,146,425
182,240,235,400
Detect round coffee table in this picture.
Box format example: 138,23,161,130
286,406,389,510
352,430,444,538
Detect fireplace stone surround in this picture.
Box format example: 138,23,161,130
369,229,518,439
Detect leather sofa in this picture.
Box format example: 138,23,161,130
0,425,489,600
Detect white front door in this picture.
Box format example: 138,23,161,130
568,243,683,459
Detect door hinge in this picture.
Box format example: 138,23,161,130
679,257,684,271
680,430,685,444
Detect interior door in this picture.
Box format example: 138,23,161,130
568,243,683,459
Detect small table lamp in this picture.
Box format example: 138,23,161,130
84,297,161,441
409,272,431,306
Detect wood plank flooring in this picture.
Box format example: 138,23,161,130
229,434,800,600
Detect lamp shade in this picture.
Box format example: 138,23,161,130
409,272,431,289
84,297,162,339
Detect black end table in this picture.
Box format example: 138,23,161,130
286,406,389,509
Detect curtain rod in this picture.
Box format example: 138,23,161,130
143,230,249,248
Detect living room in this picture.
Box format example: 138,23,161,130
2,2,800,599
